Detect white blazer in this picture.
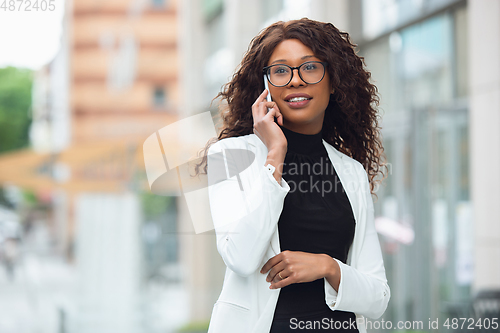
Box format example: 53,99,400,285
206,133,390,333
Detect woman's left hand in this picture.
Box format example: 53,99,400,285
260,250,338,289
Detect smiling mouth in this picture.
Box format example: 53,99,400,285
286,97,312,102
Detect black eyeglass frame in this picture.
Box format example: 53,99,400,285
262,61,329,87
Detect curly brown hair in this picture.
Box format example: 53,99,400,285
194,18,387,195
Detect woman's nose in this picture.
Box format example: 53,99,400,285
288,68,306,87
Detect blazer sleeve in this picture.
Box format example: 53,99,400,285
323,163,390,319
207,139,290,277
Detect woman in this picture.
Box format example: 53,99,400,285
196,18,390,333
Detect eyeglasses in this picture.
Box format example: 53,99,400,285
263,61,328,87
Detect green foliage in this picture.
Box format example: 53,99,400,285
140,191,175,220
176,319,210,333
0,66,33,153
21,189,38,205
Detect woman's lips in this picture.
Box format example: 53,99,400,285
285,98,312,109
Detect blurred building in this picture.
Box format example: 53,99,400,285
27,0,183,332
352,0,500,327
70,0,178,143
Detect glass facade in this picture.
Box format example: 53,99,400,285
359,3,471,327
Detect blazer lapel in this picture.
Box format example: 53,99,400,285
322,140,361,224
322,141,361,267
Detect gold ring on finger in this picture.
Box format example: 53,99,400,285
278,272,283,280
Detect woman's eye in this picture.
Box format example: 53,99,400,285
273,66,289,75
303,63,318,71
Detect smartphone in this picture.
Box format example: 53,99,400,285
264,76,272,113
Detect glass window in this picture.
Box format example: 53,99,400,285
360,6,470,327
400,14,454,109
153,86,166,109
362,0,463,40
151,0,167,9
454,6,468,99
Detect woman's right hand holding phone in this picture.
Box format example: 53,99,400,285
252,89,287,184
252,89,287,153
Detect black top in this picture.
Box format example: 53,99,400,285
270,124,358,332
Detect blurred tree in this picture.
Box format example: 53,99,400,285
140,190,175,221
0,66,33,153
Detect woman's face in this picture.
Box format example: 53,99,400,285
266,38,332,134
